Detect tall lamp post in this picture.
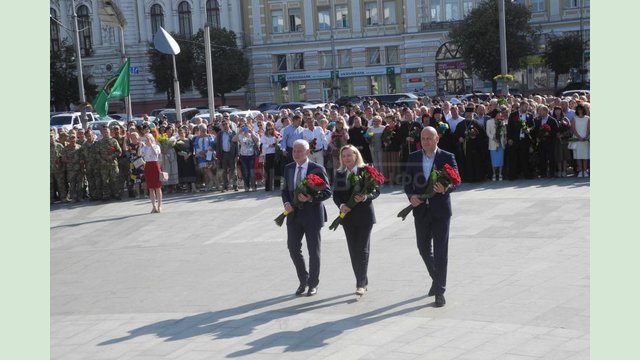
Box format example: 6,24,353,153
71,0,86,104
497,0,509,95
154,27,182,122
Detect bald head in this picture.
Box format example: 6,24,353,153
421,126,439,155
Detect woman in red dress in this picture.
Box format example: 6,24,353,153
140,134,163,213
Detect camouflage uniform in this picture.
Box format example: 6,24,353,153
62,143,82,202
115,136,130,197
98,137,122,200
81,139,102,200
50,141,66,203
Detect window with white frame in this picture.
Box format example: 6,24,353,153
386,46,399,64
366,47,381,65
463,0,474,17
564,0,588,8
206,0,221,29
271,10,284,33
336,5,350,28
288,8,302,32
150,4,164,35
293,53,304,70
178,1,192,36
430,1,441,22
275,54,287,71
383,1,397,25
530,0,545,12
338,49,351,67
77,5,92,56
320,51,333,69
444,0,460,21
50,8,60,52
365,2,379,26
318,7,331,30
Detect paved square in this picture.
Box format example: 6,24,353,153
51,178,589,359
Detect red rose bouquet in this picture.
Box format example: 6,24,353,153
328,165,385,230
274,173,327,226
397,163,461,221
539,123,551,141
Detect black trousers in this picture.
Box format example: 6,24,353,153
413,204,450,295
264,153,280,191
507,140,534,180
343,221,373,288
287,219,322,288
538,142,555,177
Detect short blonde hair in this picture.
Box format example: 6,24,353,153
337,144,365,172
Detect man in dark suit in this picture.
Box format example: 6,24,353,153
216,120,238,191
506,101,535,180
533,105,559,178
282,139,332,296
404,126,459,307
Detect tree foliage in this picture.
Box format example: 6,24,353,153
50,41,98,111
448,0,539,85
147,33,197,106
543,33,583,91
192,28,250,105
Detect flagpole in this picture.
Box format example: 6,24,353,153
119,26,132,121
172,54,182,124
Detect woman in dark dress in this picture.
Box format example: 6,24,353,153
347,116,373,164
333,145,380,296
175,127,197,192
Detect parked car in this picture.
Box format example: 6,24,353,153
149,108,170,118
463,90,492,102
158,108,201,123
336,96,364,107
555,82,590,97
302,103,336,111
50,112,98,132
265,102,313,116
230,110,262,119
88,119,123,139
562,89,590,98
367,93,419,106
257,102,279,112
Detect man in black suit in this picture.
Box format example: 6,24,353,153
282,139,332,296
533,105,559,178
506,101,535,180
404,127,459,307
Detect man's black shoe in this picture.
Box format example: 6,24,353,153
307,287,317,296
435,294,446,307
427,287,436,297
295,284,306,296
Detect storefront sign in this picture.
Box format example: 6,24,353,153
271,71,331,82
406,67,424,74
436,61,466,70
338,66,401,78
409,77,422,83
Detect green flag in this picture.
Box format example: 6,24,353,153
92,58,130,117
108,58,130,99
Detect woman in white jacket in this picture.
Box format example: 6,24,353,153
485,106,508,181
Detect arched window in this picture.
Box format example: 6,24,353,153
178,1,192,36
50,8,60,52
435,42,471,95
150,4,164,36
206,0,221,29
77,5,93,57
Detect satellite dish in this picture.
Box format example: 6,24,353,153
153,27,181,55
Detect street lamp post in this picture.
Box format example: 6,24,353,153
71,0,86,104
497,0,509,95
330,0,338,103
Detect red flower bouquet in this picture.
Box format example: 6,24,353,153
274,173,327,226
540,123,551,140
397,163,461,221
328,165,384,230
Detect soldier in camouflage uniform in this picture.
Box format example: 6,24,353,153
98,126,122,200
50,133,67,203
75,129,87,199
61,133,82,202
113,126,130,198
81,129,102,201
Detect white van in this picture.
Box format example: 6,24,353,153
50,112,98,132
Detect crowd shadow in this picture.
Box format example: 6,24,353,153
98,293,353,346
226,295,429,357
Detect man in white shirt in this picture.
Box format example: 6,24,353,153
447,106,464,133
302,117,327,167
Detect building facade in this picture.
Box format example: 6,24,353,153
50,0,590,111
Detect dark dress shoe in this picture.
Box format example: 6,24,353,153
435,294,446,307
427,286,436,297
295,284,306,296
307,287,317,296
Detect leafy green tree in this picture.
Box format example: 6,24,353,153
543,33,583,91
448,0,539,91
192,28,250,105
50,41,98,111
147,32,197,106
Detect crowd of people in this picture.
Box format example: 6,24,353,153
50,91,590,205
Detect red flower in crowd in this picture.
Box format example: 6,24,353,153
363,165,385,185
443,163,461,186
542,124,551,132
